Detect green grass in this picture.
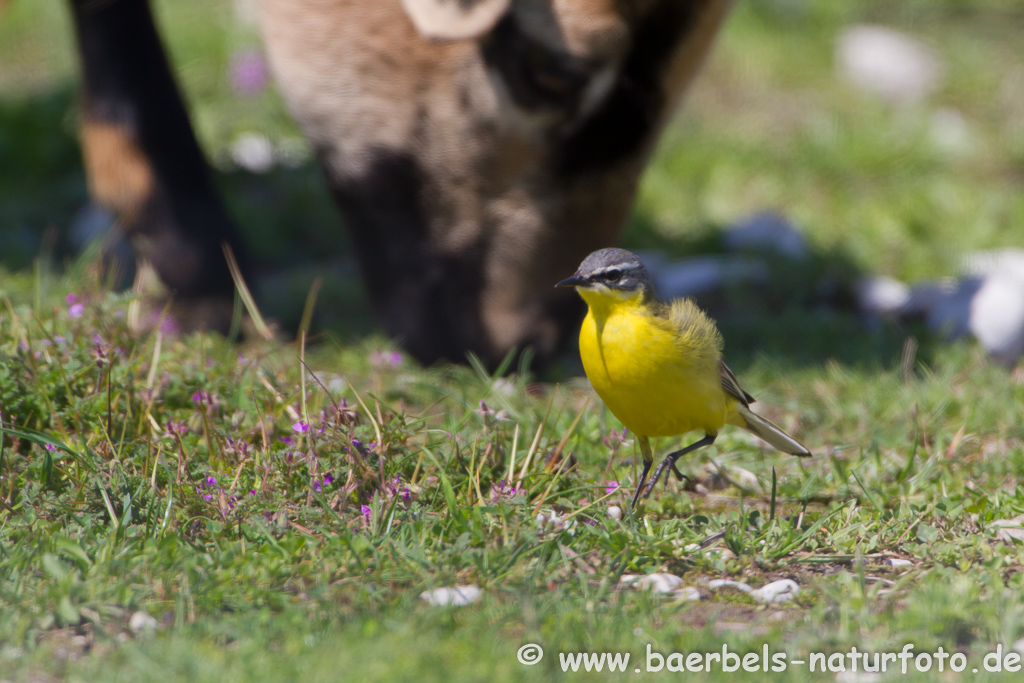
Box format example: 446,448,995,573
4,261,1024,682
4,0,1024,680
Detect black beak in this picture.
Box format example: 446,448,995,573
556,274,587,288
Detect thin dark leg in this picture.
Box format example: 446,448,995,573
641,433,716,502
669,462,690,486
629,435,655,510
629,458,652,510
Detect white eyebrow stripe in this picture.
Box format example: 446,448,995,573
592,263,641,276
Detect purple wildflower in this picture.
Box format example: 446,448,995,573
488,479,521,503
203,494,213,501
369,350,404,368
312,480,322,493
66,294,77,305
474,399,510,423
605,481,620,494
229,49,268,97
158,316,179,335
360,504,372,520
279,436,294,446
44,443,56,452
206,476,217,486
323,473,334,485
292,421,309,434
602,428,631,452
166,421,189,437
69,303,85,319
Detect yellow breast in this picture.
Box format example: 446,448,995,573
578,293,732,438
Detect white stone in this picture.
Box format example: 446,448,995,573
730,466,762,493
889,558,913,568
752,579,800,603
960,250,1024,366
674,586,702,601
962,248,1024,279
991,516,1024,543
708,578,799,603
969,272,1024,366
420,585,482,607
837,25,942,105
230,133,275,173
620,573,684,594
607,505,622,521
715,548,738,562
855,275,910,316
129,611,158,634
708,578,753,594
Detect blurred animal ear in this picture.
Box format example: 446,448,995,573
400,0,512,40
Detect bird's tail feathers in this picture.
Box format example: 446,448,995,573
735,406,811,457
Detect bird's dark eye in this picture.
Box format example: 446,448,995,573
604,269,623,282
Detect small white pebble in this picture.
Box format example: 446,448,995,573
856,275,910,316
637,573,683,594
991,516,1024,543
674,586,701,601
730,466,762,492
607,505,622,520
837,25,942,105
230,132,275,173
714,548,737,561
129,611,158,634
708,579,753,594
619,573,684,594
420,585,482,607
752,579,800,603
889,558,913,568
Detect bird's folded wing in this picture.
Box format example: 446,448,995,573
719,359,755,406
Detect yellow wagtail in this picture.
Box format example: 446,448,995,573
557,248,811,509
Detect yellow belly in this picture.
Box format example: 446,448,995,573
579,304,733,438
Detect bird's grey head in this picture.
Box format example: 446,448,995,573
556,248,654,296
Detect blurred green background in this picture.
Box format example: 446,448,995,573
1,0,1023,364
